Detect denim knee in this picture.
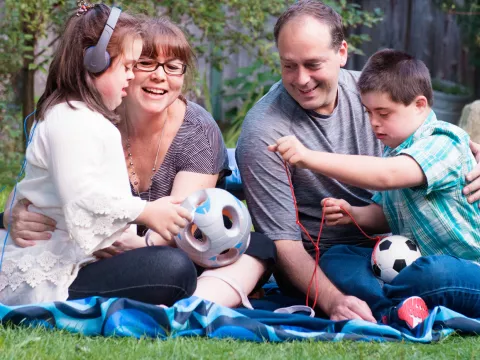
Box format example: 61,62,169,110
390,255,468,289
144,247,198,294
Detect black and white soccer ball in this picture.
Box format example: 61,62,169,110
371,235,422,283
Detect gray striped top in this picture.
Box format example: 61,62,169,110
133,100,229,202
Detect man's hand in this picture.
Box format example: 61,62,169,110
327,294,376,322
9,199,56,247
275,239,376,322
464,140,480,207
268,135,311,167
321,198,353,226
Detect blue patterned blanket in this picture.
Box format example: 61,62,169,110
1,296,479,342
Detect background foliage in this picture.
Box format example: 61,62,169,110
0,0,382,187
435,0,480,67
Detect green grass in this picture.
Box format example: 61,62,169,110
0,326,479,360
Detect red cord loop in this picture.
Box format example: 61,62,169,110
282,160,383,309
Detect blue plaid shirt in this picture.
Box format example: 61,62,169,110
372,111,480,261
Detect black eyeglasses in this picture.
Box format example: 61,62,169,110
134,58,187,76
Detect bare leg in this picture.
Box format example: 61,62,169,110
193,254,266,308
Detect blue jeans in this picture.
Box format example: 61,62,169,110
68,232,276,306
320,245,480,320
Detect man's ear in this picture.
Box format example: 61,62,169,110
338,40,348,67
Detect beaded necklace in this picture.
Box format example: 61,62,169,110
125,114,168,201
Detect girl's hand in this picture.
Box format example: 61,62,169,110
321,198,353,226
137,196,192,242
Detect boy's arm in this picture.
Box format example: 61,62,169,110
351,204,391,233
323,198,390,233
268,136,425,190
303,152,426,191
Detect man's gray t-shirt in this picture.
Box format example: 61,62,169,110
236,69,384,254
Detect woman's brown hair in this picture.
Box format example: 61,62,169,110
36,4,141,123
140,17,197,92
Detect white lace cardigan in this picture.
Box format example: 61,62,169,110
0,102,146,305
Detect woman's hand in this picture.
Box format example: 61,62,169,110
321,198,353,226
8,199,56,247
464,140,480,207
93,226,145,259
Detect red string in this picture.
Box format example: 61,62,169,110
282,160,384,309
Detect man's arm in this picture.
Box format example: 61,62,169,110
464,140,480,207
276,239,376,321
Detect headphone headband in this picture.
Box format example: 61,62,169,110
83,6,122,73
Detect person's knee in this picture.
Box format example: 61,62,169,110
320,244,371,270
393,255,463,287
140,247,197,291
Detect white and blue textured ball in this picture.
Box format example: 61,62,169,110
371,235,422,283
174,188,251,268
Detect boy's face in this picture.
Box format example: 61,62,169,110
361,91,427,148
278,16,348,115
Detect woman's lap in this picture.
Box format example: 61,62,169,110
68,246,197,306
69,232,277,305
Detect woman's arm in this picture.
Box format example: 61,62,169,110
170,171,219,198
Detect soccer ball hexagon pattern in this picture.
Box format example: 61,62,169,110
371,235,422,283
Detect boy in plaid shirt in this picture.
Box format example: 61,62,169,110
269,49,480,332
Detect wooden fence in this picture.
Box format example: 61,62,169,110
347,0,475,89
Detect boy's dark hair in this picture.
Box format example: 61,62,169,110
274,0,344,51
140,17,197,93
358,49,433,106
36,4,142,123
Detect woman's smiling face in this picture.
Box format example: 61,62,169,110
125,51,185,115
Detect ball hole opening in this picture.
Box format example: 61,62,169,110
222,209,233,230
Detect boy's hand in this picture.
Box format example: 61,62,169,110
321,198,353,226
268,135,310,167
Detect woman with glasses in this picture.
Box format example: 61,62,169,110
5,17,276,308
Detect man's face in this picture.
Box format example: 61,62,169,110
277,16,348,115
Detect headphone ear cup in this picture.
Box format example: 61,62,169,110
84,46,111,73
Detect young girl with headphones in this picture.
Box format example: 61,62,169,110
0,3,191,305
